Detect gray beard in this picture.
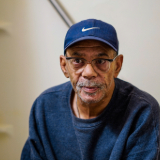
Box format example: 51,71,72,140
76,79,106,104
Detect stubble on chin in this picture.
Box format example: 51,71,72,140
76,80,106,104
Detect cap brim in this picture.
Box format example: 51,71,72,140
64,36,117,52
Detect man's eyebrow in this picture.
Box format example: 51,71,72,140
97,53,109,57
71,52,85,56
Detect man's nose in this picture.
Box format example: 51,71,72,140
81,63,97,79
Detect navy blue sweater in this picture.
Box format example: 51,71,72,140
21,78,160,160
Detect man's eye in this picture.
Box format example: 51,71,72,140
73,58,83,63
96,59,106,64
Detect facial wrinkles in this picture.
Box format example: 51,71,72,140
72,44,115,58
68,45,112,58
66,41,116,104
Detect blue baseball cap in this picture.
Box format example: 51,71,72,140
64,19,119,54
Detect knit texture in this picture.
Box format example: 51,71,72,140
21,78,160,160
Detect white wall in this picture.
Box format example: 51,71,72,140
0,0,160,160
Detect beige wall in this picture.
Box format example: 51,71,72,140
0,0,160,160
0,0,68,160
60,0,160,101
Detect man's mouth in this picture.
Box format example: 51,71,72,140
76,79,105,95
81,86,99,93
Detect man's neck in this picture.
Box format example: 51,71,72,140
71,81,115,119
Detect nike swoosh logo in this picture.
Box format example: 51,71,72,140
82,27,100,32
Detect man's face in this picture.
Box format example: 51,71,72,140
61,40,121,105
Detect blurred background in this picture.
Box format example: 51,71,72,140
0,0,160,159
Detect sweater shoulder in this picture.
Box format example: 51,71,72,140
115,78,159,107
39,81,72,97
31,81,72,114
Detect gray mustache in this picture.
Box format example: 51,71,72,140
76,80,104,88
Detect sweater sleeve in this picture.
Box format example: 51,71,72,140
21,99,56,160
123,101,160,160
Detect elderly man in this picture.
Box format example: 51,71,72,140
21,19,160,160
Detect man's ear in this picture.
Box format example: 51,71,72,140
114,54,123,78
60,55,69,78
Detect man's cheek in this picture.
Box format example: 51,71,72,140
71,77,79,90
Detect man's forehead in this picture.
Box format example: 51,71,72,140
66,40,115,57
